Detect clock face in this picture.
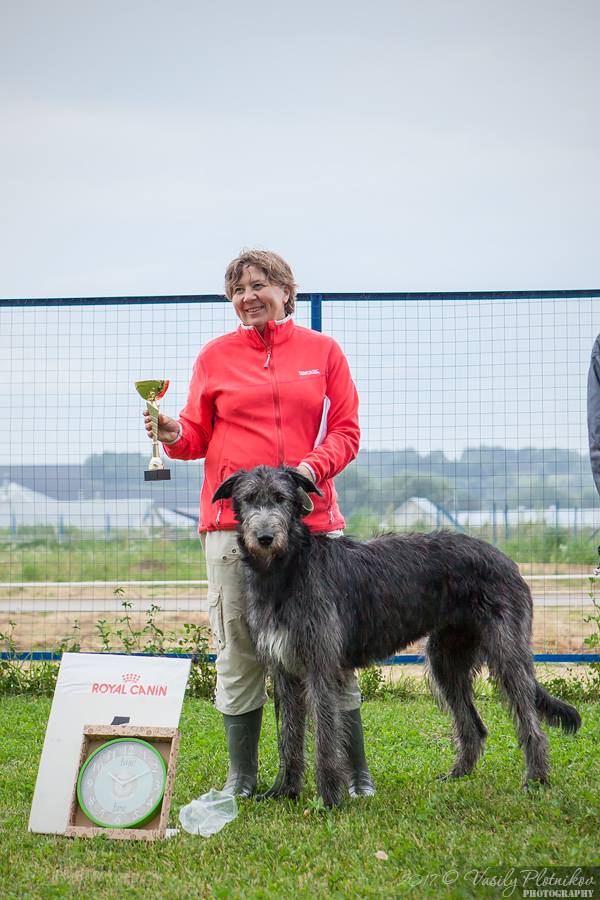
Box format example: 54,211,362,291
76,738,167,828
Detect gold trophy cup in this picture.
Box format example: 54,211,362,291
135,379,172,481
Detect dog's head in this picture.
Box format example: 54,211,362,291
212,465,323,563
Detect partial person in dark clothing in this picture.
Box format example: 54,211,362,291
586,334,600,573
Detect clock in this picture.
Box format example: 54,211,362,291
76,738,167,829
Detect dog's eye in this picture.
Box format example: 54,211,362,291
273,492,286,503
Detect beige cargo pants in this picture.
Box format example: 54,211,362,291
202,530,362,715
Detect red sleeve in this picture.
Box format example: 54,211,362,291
163,354,214,460
300,340,360,482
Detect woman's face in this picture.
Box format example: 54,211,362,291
230,265,289,334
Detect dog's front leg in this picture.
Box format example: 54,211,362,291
307,672,347,808
259,666,306,800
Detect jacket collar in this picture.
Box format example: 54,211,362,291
237,315,296,347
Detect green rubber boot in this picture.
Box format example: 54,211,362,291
222,707,263,798
344,708,376,798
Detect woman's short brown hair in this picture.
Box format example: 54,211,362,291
224,249,297,315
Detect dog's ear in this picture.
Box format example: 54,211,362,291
212,471,244,503
289,469,324,514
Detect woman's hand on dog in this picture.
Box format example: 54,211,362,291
295,463,315,482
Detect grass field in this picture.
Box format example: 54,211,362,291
1,695,598,899
0,535,207,583
1,531,598,584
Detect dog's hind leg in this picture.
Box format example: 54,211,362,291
307,671,348,808
427,628,488,779
259,666,306,800
488,650,550,787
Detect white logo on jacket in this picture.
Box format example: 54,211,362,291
299,369,321,376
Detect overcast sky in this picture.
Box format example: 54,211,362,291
2,2,599,466
1,0,599,298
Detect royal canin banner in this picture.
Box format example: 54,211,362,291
29,653,191,835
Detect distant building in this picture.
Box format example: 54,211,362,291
389,498,600,532
391,497,463,531
0,482,196,532
0,461,201,503
456,506,600,529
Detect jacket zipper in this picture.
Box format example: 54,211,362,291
269,345,284,465
259,331,284,465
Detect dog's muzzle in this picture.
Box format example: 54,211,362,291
241,509,288,559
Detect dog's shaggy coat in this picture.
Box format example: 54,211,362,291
213,466,581,807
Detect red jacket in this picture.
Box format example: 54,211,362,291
163,316,360,532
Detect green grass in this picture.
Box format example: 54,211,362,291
1,522,599,583
1,696,598,899
0,535,206,582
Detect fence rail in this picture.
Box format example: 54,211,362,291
3,651,599,664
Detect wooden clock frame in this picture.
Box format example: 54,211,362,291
66,725,180,841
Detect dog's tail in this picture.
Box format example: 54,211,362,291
534,682,581,733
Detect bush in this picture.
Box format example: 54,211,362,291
537,669,600,703
358,666,384,700
0,601,216,701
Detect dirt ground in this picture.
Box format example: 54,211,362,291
379,662,599,685
0,608,209,653
1,561,598,653
1,597,595,656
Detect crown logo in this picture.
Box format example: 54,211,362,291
122,673,141,683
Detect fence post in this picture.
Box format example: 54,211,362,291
310,294,323,332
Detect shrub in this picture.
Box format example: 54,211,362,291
0,600,216,701
358,666,384,700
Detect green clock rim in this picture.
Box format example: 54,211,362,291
76,737,168,829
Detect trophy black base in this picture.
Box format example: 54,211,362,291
144,469,171,481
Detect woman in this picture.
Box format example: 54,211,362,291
145,249,374,799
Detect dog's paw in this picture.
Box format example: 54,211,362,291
257,780,303,802
257,788,301,802
318,781,346,808
437,763,475,782
523,776,550,792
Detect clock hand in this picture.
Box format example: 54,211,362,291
108,772,128,785
121,770,153,785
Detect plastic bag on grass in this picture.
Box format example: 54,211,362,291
179,789,238,836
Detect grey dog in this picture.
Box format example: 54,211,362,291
213,465,581,807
